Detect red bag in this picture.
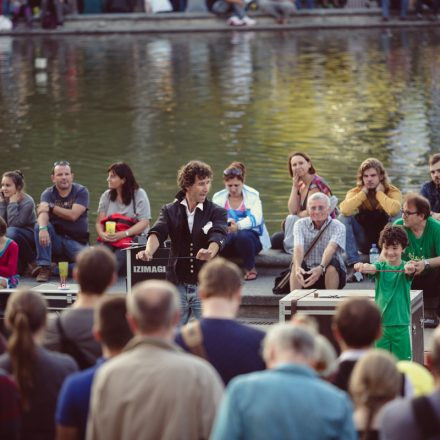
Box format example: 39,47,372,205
97,213,136,249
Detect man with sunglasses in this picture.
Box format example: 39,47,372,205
394,193,440,326
33,161,89,282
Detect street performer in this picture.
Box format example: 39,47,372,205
136,160,227,325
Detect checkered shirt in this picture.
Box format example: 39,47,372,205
293,217,346,269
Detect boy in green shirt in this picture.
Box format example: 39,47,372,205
355,225,415,360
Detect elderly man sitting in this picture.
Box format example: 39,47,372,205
290,192,346,291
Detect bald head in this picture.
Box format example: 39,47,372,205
127,280,180,334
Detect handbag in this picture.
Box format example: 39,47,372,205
272,220,333,295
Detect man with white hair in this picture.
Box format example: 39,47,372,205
87,279,224,440
381,325,440,439
211,324,356,440
290,192,347,291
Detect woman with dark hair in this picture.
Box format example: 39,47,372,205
96,162,151,274
0,170,36,274
0,290,77,440
213,162,270,281
271,152,337,254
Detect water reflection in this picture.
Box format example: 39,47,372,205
1,29,440,236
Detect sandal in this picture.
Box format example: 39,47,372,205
244,269,258,281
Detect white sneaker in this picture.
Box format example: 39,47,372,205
241,15,256,26
227,16,244,26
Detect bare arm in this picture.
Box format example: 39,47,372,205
353,262,377,274
302,241,338,288
52,203,86,222
136,233,160,261
290,244,305,290
196,241,220,261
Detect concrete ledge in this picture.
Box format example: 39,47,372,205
3,9,440,35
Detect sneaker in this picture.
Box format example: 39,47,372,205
227,16,244,26
36,266,51,283
346,266,364,283
241,15,256,26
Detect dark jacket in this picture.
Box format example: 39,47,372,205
148,191,227,284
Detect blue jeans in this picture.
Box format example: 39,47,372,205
177,283,202,326
221,230,262,270
382,0,408,18
211,0,246,18
338,214,370,266
7,226,35,273
295,0,314,9
34,223,86,267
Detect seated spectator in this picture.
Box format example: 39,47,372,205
55,295,133,440
0,290,77,440
290,192,346,291
211,323,356,439
87,279,224,440
40,0,65,28
271,151,336,255
43,246,117,369
295,0,313,8
0,216,19,289
175,258,265,384
206,0,256,26
96,162,151,275
339,157,401,283
381,325,440,440
0,170,36,274
33,161,89,283
381,0,408,21
213,162,270,281
0,370,20,440
349,349,401,440
421,153,440,221
258,0,295,24
331,297,382,393
394,193,440,326
10,0,32,27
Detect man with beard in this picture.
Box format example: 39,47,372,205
421,153,440,221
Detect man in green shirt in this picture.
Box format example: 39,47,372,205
394,193,440,326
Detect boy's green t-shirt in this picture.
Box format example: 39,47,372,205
373,261,412,326
394,217,440,262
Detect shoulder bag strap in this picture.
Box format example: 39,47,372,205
303,219,333,260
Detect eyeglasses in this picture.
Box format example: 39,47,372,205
53,161,70,167
402,210,418,217
309,205,327,212
223,168,242,178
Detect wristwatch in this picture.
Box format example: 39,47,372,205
319,264,326,274
424,260,430,270
49,202,55,214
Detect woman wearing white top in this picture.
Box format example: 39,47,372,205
96,162,151,274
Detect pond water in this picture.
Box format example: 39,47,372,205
1,28,440,238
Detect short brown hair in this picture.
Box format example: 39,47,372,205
404,193,431,220
379,224,408,249
0,216,6,236
429,153,440,167
198,257,243,299
288,152,316,178
177,161,213,192
127,280,179,333
94,295,133,351
333,298,381,348
356,158,391,191
75,247,117,295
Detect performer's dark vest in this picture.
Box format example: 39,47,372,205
175,226,200,285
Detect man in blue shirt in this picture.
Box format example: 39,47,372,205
175,257,265,384
421,153,440,221
211,324,356,440
33,161,90,282
55,295,133,440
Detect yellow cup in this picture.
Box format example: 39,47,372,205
58,261,68,278
106,221,116,235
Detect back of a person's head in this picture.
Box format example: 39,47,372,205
5,290,47,409
313,334,337,378
127,280,179,334
198,257,243,299
75,246,117,295
334,298,381,349
95,295,133,352
263,323,315,365
349,349,400,434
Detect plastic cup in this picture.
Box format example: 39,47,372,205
58,261,68,289
106,221,116,235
